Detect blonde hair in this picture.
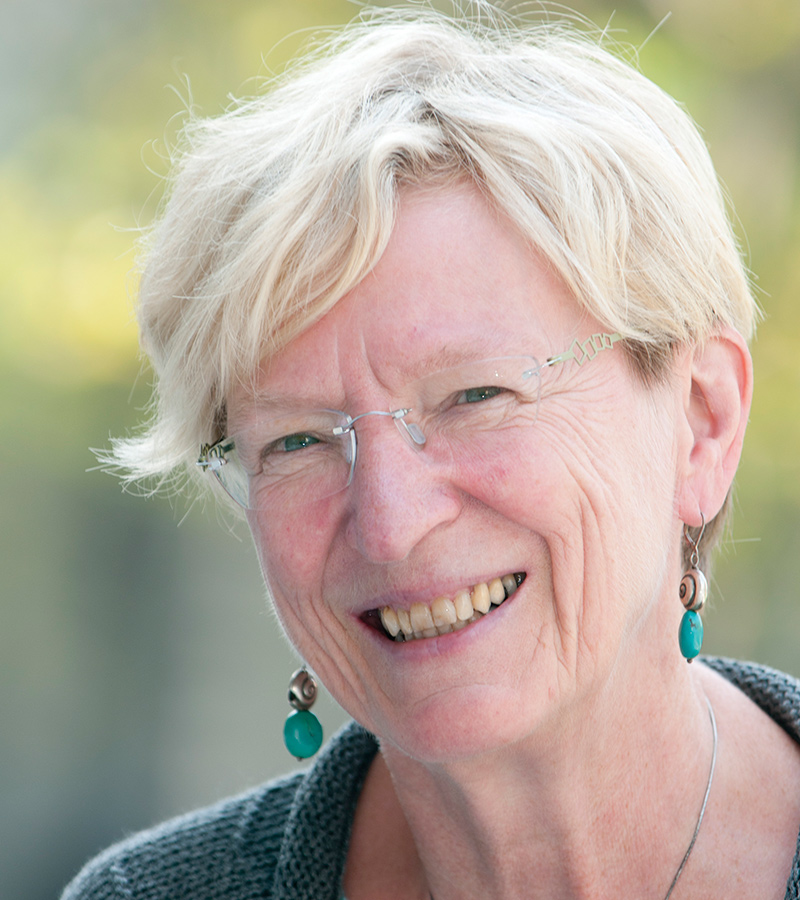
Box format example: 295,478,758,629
111,5,757,562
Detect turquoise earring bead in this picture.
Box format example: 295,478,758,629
679,609,703,661
284,709,323,759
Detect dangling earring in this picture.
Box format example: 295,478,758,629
678,514,708,663
283,667,323,759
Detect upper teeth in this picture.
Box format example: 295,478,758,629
379,574,521,642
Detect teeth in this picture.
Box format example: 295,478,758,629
381,606,401,637
378,573,524,643
431,596,457,627
488,577,505,605
453,589,473,621
397,608,413,637
471,582,491,614
410,602,434,633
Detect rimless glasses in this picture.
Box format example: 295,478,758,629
197,332,621,510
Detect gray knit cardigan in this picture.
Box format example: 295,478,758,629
62,658,800,899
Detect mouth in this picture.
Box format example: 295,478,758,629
362,572,526,642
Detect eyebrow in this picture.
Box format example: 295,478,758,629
394,338,541,377
228,339,542,425
228,394,328,426
407,344,492,373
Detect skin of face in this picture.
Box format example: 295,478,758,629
230,182,686,764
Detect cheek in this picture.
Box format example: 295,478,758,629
247,509,342,663
451,426,565,514
247,504,338,594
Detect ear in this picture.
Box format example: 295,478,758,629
676,327,753,526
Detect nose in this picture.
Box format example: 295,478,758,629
343,417,461,563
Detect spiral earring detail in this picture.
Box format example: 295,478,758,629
678,515,708,662
283,667,323,759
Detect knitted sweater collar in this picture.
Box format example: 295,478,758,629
270,658,800,900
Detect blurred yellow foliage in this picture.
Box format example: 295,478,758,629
0,169,138,384
642,0,800,67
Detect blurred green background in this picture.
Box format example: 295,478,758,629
1,1,798,897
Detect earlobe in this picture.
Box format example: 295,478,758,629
676,327,753,524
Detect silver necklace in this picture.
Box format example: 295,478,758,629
663,696,718,899
429,698,717,900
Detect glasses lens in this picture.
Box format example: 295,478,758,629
204,356,541,510
216,409,354,509
412,356,541,443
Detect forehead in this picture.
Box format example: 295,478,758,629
356,184,578,343
234,183,583,407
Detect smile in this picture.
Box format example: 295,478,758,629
367,572,526,642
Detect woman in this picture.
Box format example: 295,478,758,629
64,6,800,899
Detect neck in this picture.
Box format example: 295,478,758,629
375,654,716,900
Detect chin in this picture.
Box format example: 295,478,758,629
370,686,542,764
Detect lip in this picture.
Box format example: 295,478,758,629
358,572,526,646
360,588,520,657
351,570,526,618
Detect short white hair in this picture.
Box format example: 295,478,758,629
110,5,758,565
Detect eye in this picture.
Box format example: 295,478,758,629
255,431,327,466
456,385,507,404
280,432,322,452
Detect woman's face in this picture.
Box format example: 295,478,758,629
230,183,683,762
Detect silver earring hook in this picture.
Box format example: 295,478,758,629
683,512,706,569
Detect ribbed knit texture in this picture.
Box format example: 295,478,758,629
61,723,378,900
62,659,800,899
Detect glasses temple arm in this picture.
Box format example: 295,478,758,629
544,332,622,368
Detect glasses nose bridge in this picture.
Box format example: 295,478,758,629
348,407,408,431
338,407,426,485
